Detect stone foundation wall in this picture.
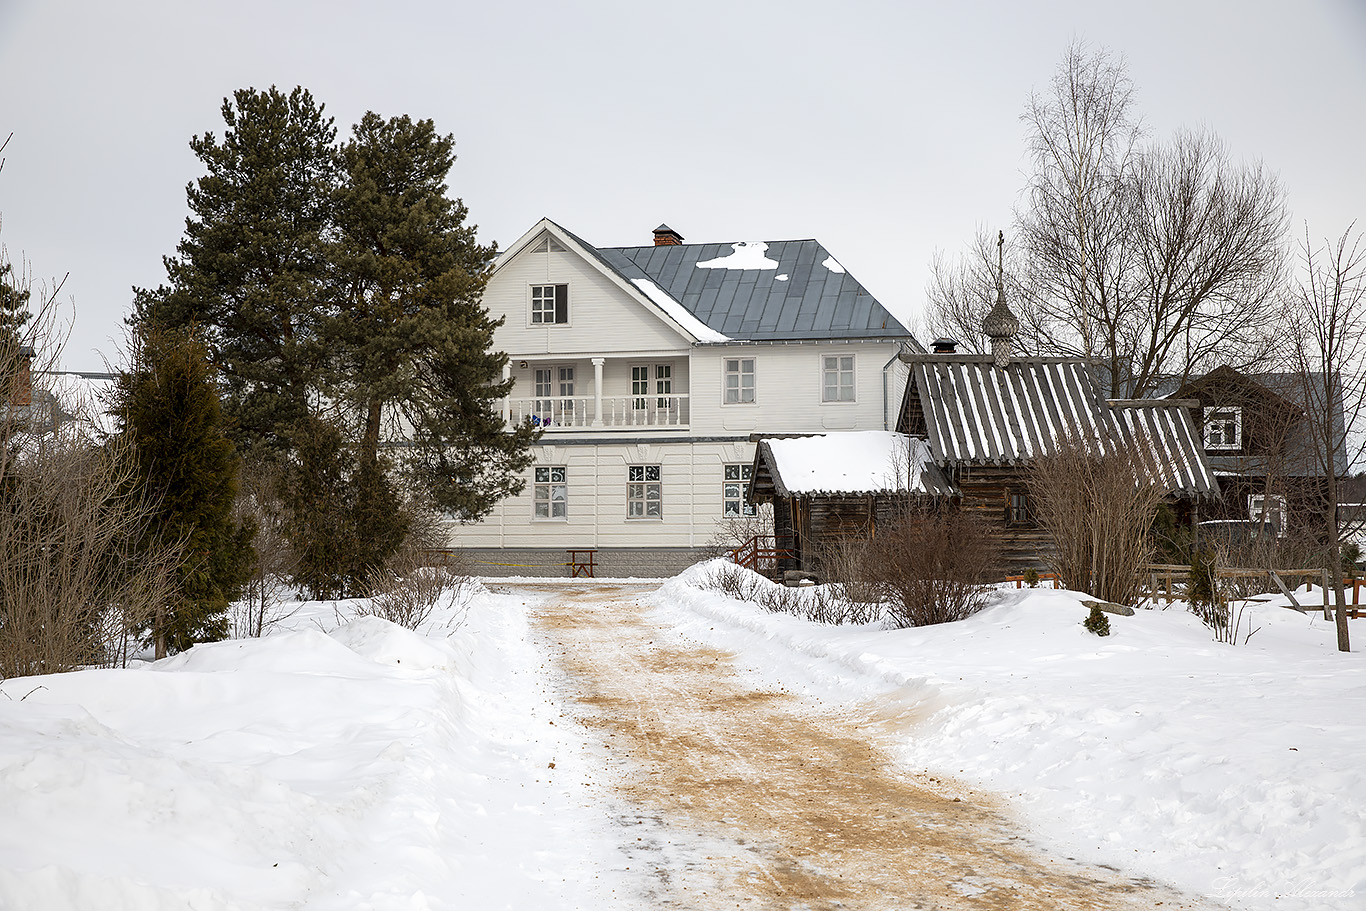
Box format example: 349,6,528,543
452,547,713,579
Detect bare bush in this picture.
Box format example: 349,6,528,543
0,404,182,676
699,561,880,626
0,251,182,676
861,512,999,628
357,536,474,633
1029,439,1166,604
231,452,299,638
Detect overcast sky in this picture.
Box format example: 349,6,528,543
1,0,1363,370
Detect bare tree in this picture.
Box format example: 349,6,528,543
1284,224,1366,652
927,43,1288,396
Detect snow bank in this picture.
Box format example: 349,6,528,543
654,562,1366,911
0,588,627,910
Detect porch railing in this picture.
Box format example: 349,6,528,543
505,394,690,429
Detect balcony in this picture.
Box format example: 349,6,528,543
505,394,690,429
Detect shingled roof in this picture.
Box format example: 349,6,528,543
897,354,1218,498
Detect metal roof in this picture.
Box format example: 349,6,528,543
592,239,911,342
900,355,1218,498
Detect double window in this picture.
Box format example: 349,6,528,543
1203,406,1242,450
1006,490,1031,526
822,355,855,402
627,465,662,518
534,467,567,519
723,464,756,517
531,284,568,325
633,364,674,410
724,358,755,404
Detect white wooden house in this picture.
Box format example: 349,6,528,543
451,219,916,576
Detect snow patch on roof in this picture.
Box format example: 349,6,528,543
765,431,946,495
776,274,789,282
630,278,730,343
822,255,846,274
696,242,780,271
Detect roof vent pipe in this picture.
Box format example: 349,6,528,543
652,224,684,246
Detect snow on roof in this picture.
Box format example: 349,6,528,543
629,278,731,343
821,255,845,274
695,241,780,271
762,431,953,496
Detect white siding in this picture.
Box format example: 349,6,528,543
489,239,690,356
451,440,762,550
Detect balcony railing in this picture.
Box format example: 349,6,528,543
506,395,690,429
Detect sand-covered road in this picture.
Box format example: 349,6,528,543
518,582,1217,911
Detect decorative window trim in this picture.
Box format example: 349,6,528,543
821,353,856,403
533,466,567,519
627,465,662,519
530,283,569,326
1247,493,1287,537
1203,406,1242,450
723,464,756,517
723,357,756,405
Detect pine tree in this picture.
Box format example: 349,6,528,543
136,86,338,452
326,112,534,529
116,325,254,656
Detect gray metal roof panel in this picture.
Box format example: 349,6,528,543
600,238,910,341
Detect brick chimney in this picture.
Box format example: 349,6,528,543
931,338,958,355
652,224,684,246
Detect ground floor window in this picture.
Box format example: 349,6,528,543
534,466,567,518
628,465,662,518
1007,490,1031,525
724,464,756,517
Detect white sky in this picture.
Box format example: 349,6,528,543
1,0,1363,370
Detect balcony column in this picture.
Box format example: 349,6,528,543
591,357,605,427
501,363,511,427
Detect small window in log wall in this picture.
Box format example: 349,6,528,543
1007,490,1032,526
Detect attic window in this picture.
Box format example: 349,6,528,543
1204,407,1242,450
531,284,568,324
531,236,566,253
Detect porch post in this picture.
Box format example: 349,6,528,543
501,363,511,427
592,357,605,427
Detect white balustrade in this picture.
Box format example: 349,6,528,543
504,395,689,429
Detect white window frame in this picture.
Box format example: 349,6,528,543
533,466,567,519
723,464,756,517
627,465,662,519
723,357,755,405
1248,493,1287,537
1203,406,1242,450
821,354,856,403
530,283,569,326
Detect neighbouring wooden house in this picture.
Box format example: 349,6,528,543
884,250,1219,573
1164,365,1346,538
747,430,955,572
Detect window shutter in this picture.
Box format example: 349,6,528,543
554,285,568,323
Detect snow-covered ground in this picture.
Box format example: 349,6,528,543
1,568,1362,910
650,563,1366,910
0,585,636,910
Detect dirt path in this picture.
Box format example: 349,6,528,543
521,582,1216,911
